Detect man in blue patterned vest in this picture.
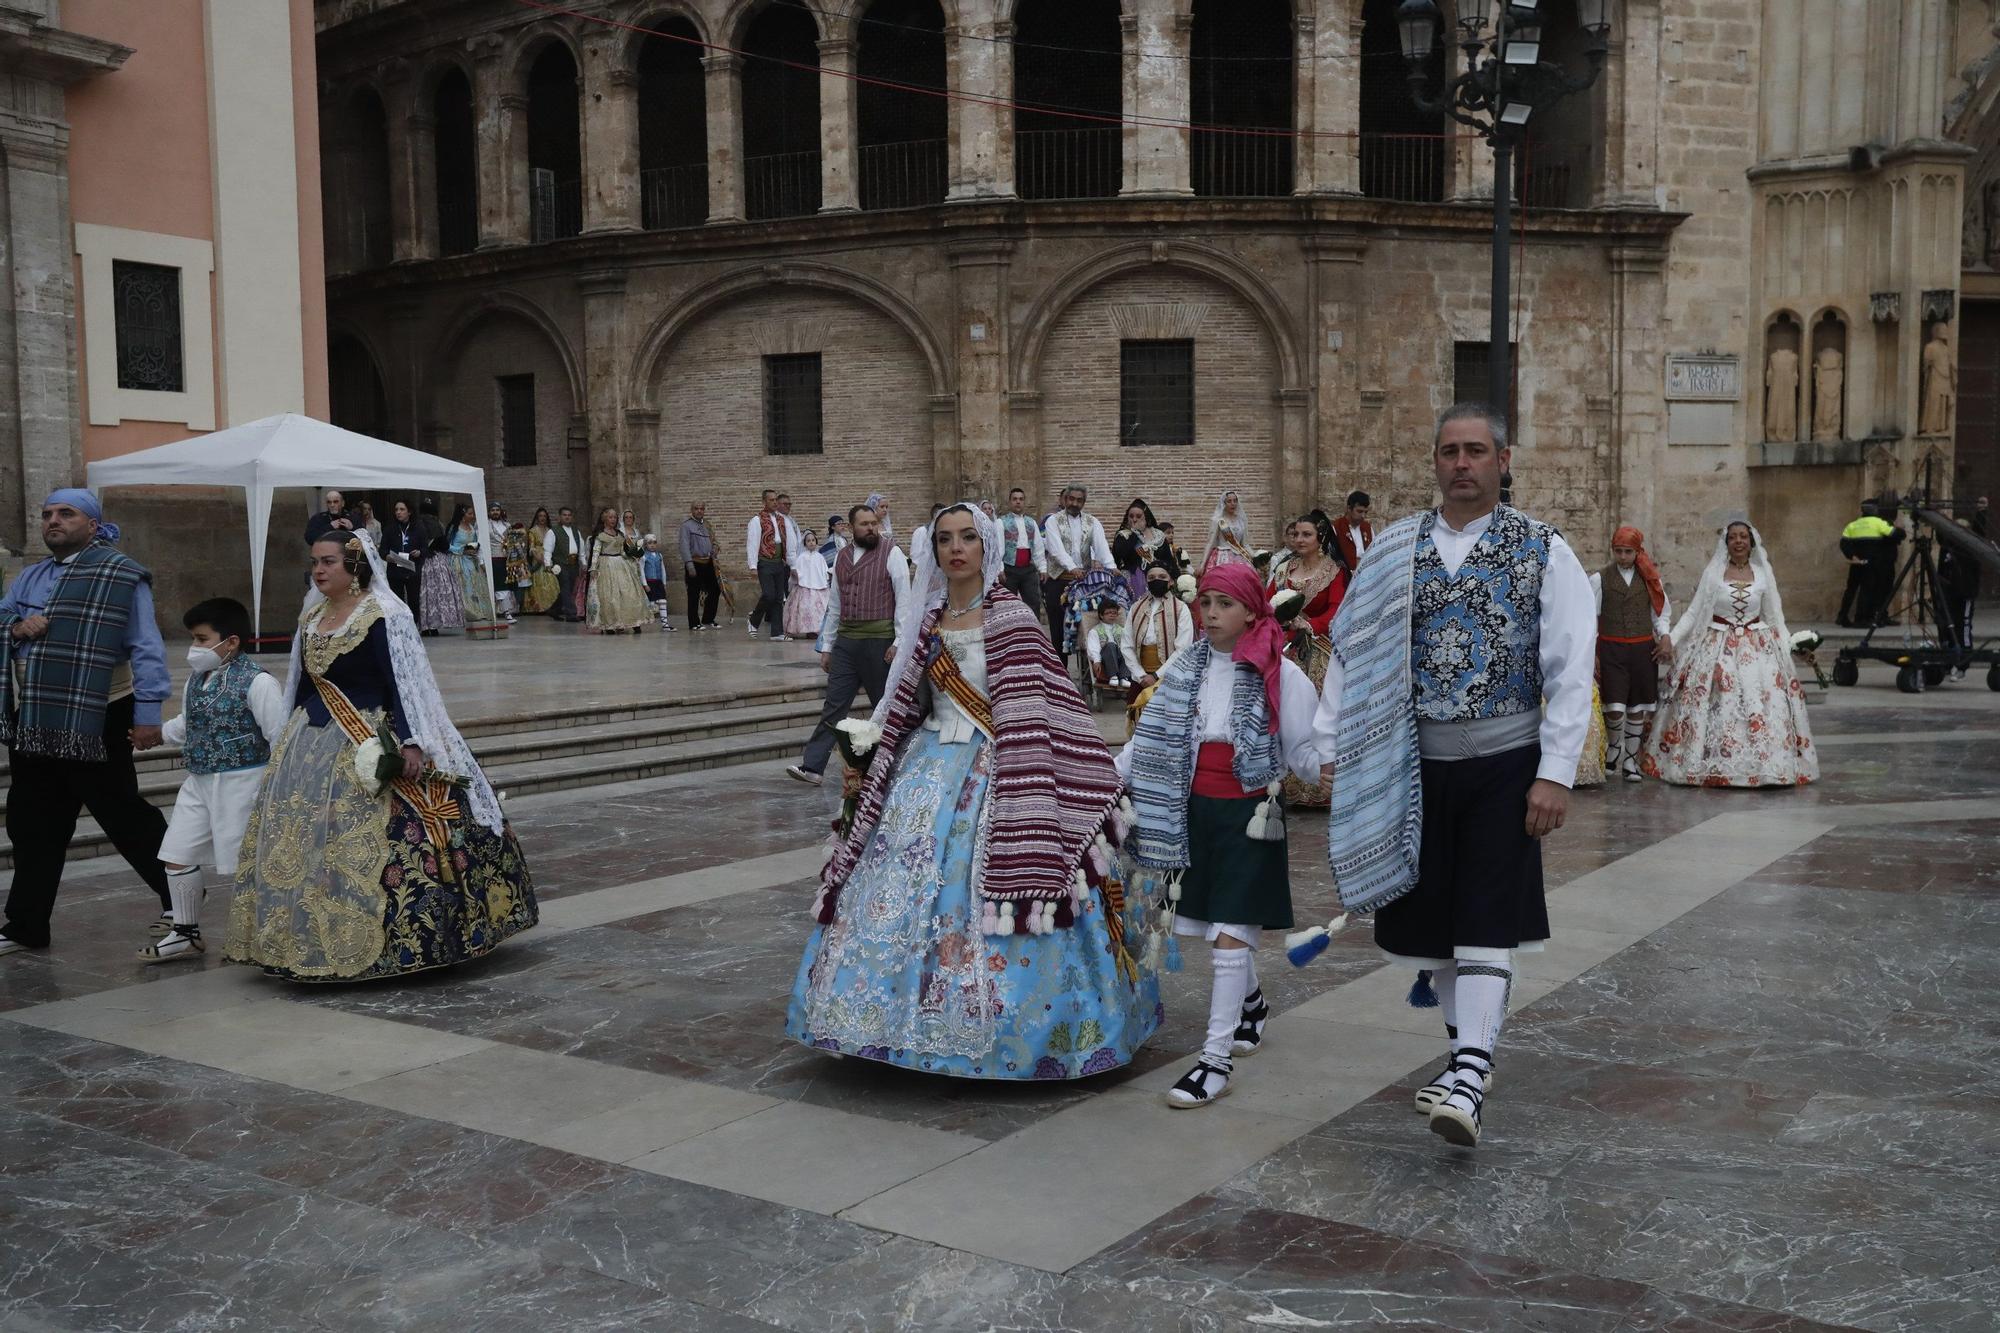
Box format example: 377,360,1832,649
140,597,288,963
1312,403,1594,1149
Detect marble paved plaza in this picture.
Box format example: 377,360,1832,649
1,624,1996,1331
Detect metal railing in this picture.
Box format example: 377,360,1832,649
1015,127,1121,201
1517,141,1592,210
745,150,822,220
642,163,709,230
530,172,583,242
859,139,948,211
1192,131,1294,198
1358,134,1447,204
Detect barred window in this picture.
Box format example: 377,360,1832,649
112,260,184,393
1452,340,1517,412
764,353,823,455
1119,340,1194,447
498,374,536,467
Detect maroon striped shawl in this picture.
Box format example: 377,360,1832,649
816,586,1122,932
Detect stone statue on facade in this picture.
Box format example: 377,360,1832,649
1811,347,1844,442
1763,346,1799,442
1920,325,1956,436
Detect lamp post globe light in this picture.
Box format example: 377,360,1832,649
1394,0,1614,435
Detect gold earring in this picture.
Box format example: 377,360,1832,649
347,577,361,596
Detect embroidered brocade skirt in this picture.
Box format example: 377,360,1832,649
1641,624,1818,788
223,710,537,981
417,556,464,633
786,726,1161,1079
587,556,648,631
523,568,560,615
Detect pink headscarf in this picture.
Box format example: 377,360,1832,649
1198,562,1284,734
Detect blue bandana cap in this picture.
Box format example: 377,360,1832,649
45,487,119,543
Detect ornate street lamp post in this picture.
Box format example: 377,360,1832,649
1396,0,1613,433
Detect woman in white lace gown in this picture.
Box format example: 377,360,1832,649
1642,520,1818,787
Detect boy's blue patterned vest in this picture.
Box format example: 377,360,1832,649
183,654,271,775
1409,505,1553,722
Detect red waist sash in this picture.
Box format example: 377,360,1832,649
1193,741,1263,800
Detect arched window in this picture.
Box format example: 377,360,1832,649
638,19,710,228
1013,0,1121,200
328,333,389,440
433,68,478,255
741,1,822,220
857,0,948,210
323,89,392,271
1190,0,1294,197
1359,0,1444,201
526,42,584,241
1516,0,1603,209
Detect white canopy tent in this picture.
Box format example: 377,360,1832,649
86,413,495,638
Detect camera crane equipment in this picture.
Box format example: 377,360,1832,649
1833,457,2000,694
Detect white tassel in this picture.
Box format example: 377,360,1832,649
1246,779,1286,843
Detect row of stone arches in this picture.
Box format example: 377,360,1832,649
328,242,1304,542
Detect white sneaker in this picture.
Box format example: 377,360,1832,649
747,624,759,637
772,634,790,642
0,933,32,957
785,765,823,786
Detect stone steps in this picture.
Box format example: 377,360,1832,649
0,686,827,871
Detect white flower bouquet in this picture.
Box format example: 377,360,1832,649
352,718,468,797
1174,573,1198,604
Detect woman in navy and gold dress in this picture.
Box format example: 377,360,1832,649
225,533,535,981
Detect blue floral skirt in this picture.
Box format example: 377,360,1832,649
786,726,1162,1079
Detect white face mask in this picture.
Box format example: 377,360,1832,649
186,645,225,674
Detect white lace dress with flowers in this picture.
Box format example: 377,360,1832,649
1641,577,1818,788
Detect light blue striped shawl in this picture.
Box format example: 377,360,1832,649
1323,513,1424,914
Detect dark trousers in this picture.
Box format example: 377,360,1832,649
1003,563,1043,616
1837,563,1868,625
4,695,171,948
1863,559,1897,624
801,634,894,774
1043,576,1067,653
685,559,720,627
555,562,582,620
1096,640,1134,683
1375,744,1547,963
388,566,421,624
751,557,788,636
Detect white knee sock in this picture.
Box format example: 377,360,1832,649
165,866,204,934
1432,961,1460,1054
1603,711,1625,766
1242,950,1260,1002
1452,945,1513,1061
1204,949,1253,1064
1622,716,1646,766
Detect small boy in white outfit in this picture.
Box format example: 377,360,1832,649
139,598,288,962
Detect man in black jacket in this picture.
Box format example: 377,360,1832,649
303,489,356,546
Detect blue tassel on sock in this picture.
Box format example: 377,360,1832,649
1407,969,1439,1008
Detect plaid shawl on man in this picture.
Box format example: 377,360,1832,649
816,587,1124,934
0,541,150,761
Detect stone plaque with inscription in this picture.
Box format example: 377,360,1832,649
1665,354,1741,401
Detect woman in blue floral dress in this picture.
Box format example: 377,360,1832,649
786,503,1161,1079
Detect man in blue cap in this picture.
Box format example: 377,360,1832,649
0,488,173,956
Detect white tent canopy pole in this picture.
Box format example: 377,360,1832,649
85,413,493,640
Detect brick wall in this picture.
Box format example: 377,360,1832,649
1036,269,1286,551
432,315,583,519
653,285,937,603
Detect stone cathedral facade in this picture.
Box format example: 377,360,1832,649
311,0,2000,616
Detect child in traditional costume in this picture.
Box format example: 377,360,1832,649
1590,525,1672,781
1119,562,1324,1108
139,598,288,962
641,535,675,631
787,503,1160,1078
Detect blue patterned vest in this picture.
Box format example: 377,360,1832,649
182,655,271,775
1409,505,1553,722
